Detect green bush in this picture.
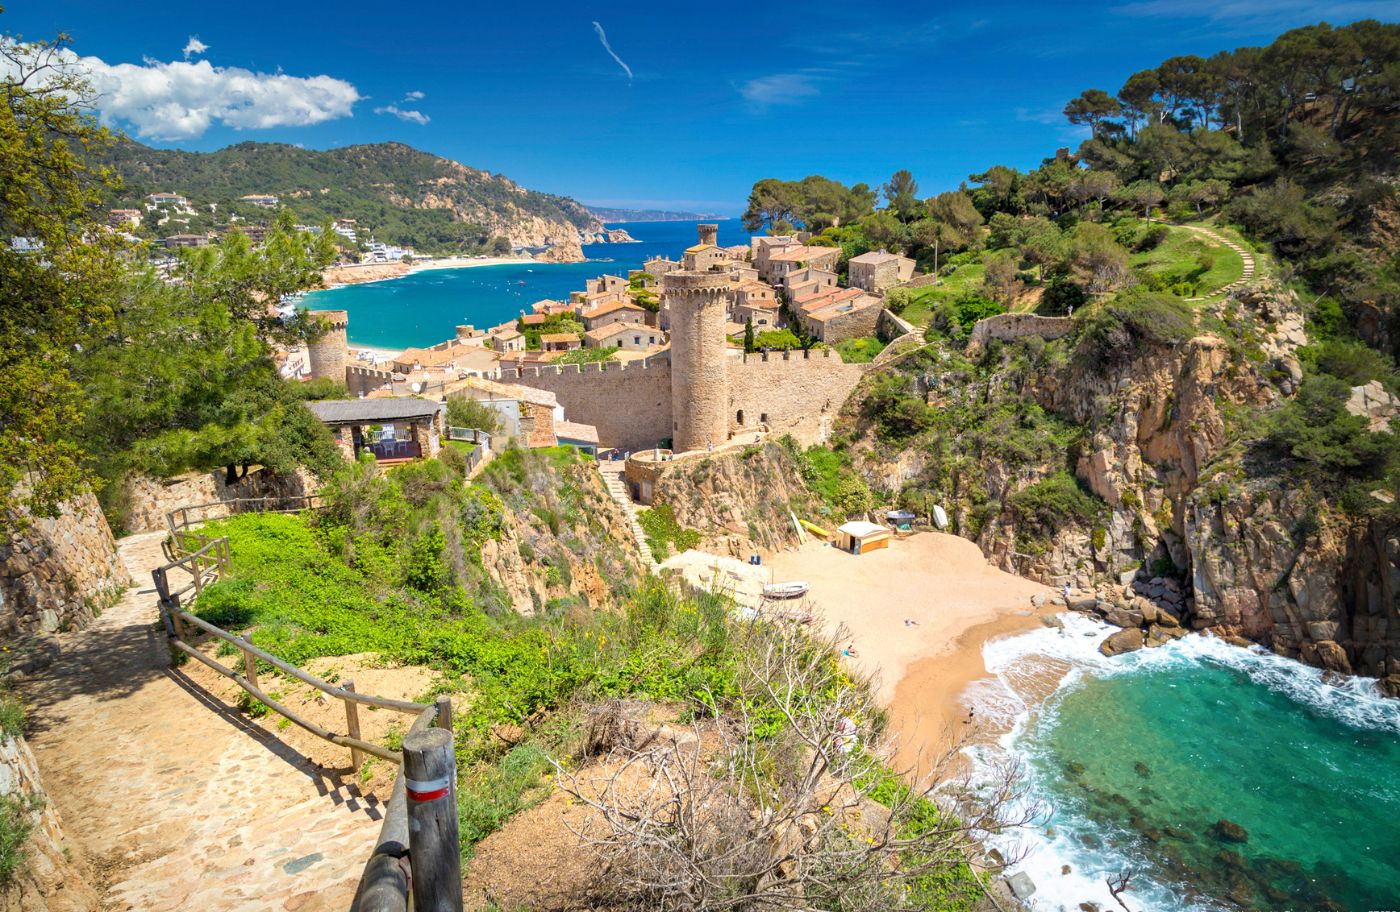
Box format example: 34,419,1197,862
1074,289,1196,368
0,794,36,889
446,397,502,433
1259,375,1398,485
1008,472,1106,538
797,446,874,517
860,373,936,441
834,336,884,364
637,504,702,561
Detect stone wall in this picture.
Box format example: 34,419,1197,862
121,468,317,534
0,733,99,912
966,313,1072,351
729,350,867,445
0,492,124,639
502,359,674,451
808,303,883,343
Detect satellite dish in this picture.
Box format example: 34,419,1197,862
410,382,424,393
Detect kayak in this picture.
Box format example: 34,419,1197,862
763,581,810,600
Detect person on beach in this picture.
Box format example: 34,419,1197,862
1062,582,1072,601
842,644,859,658
904,617,919,627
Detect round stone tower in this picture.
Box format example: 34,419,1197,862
697,223,719,247
664,271,731,453
307,309,349,383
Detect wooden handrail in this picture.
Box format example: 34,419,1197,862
152,494,461,912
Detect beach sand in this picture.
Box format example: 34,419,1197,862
320,255,539,289
765,532,1054,772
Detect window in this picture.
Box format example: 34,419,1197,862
634,336,641,345
760,413,768,424
736,409,745,425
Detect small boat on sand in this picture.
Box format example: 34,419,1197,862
763,581,809,600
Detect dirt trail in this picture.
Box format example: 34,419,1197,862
19,532,380,912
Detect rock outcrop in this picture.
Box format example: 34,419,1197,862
0,491,125,639
118,467,317,535
0,733,99,912
649,443,820,559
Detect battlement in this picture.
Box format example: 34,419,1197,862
499,353,673,381
309,309,349,329
738,348,837,364
663,271,731,294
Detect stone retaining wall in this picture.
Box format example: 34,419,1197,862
120,468,317,534
0,491,124,639
967,313,1073,350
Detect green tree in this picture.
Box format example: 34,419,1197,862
1114,180,1167,219
1063,89,1122,137
882,169,921,222
0,34,125,531
744,317,756,353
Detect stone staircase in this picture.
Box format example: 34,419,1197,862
1182,224,1257,301
598,462,659,570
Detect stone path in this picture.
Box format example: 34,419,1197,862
19,532,381,912
1182,224,1257,301
597,462,658,570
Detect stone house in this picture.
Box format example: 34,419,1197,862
444,376,601,451
796,288,883,342
490,328,526,352
306,398,445,462
751,236,798,280
783,266,838,302
733,298,780,330
644,257,680,278
530,299,576,315
582,299,647,331
762,245,841,284
682,224,731,273
540,332,582,352
849,250,916,293
585,321,663,351
589,274,628,294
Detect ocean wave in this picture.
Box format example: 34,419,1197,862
967,614,1399,911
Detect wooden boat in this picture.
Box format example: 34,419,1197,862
762,581,809,600
932,505,949,530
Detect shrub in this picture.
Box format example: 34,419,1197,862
637,504,701,561
861,374,935,441
1074,289,1195,368
834,337,884,364
1008,472,1106,538
1259,375,1398,484
0,794,36,889
446,396,501,433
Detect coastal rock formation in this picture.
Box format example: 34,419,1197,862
578,228,639,245
0,733,100,912
648,442,819,559
0,491,125,640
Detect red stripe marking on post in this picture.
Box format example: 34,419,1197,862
407,785,450,802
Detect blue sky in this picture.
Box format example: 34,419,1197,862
6,0,1398,213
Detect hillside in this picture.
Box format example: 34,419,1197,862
100,139,608,258
585,205,726,222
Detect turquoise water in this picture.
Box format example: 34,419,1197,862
300,218,753,349
978,615,1400,911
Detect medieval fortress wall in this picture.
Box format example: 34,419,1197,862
500,358,674,451
967,313,1073,350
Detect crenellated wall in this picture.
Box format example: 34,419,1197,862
728,349,867,445
501,358,674,451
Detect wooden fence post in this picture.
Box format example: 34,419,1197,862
344,680,365,772
169,591,188,643
240,635,258,690
403,728,462,912
435,695,452,732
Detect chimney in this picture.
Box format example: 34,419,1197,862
698,223,718,247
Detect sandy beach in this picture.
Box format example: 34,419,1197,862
320,254,539,289
766,532,1054,772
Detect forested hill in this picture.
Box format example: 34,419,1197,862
585,206,725,222
100,139,605,254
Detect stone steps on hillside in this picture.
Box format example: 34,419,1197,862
599,466,658,569
1181,225,1259,303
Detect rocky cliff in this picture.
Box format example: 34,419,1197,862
648,443,819,559
0,732,99,912
476,449,646,615
839,282,1399,692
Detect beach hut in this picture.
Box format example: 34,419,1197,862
835,521,892,555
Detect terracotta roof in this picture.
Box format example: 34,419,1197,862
581,299,644,320
520,313,548,325
448,376,558,408
586,321,656,341
492,328,522,340
684,243,719,254
540,333,580,344
555,420,599,445
849,250,906,264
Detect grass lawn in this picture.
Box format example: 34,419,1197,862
900,263,986,326
1130,222,1245,298
446,440,478,454
833,336,886,363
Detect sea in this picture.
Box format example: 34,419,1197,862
299,219,754,349
966,613,1400,912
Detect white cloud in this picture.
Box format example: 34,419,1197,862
403,90,425,101
0,41,361,141
591,21,633,82
182,36,208,60
374,104,429,125
738,73,822,110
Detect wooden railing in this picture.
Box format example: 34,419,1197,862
151,497,463,912
165,494,324,540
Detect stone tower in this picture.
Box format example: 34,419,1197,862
665,271,730,452
307,309,349,384
697,223,718,247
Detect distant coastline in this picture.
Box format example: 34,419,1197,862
320,255,539,290
587,205,729,223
